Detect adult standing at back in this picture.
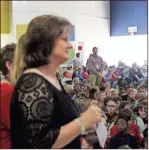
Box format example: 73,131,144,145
87,47,103,87
69,53,82,70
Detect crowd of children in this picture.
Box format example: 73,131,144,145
56,62,148,149
0,42,148,149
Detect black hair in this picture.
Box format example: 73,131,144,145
104,96,113,106
113,96,122,103
92,47,98,51
76,53,80,57
100,86,106,91
133,105,144,116
0,43,16,75
119,101,131,110
117,108,132,122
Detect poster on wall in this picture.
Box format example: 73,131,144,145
78,41,84,61
16,24,27,41
78,41,84,51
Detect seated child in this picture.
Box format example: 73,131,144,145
106,109,139,149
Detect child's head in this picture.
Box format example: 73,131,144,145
83,67,87,72
72,77,80,85
133,105,146,119
113,96,122,111
106,98,117,115
119,101,132,111
117,118,128,133
104,96,113,106
138,85,146,97
111,89,119,98
140,100,148,118
99,91,106,102
127,88,135,99
78,66,82,72
73,78,81,93
117,108,132,133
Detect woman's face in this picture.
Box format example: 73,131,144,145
51,30,72,63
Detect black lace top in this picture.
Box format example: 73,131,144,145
10,73,81,149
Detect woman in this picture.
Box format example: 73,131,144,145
0,43,16,148
10,15,103,149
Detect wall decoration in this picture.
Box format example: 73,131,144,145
16,24,75,41
16,24,27,41
68,25,75,41
1,1,11,34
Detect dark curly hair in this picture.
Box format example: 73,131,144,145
0,43,16,75
23,15,72,69
117,108,132,122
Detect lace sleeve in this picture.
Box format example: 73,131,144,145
16,73,60,148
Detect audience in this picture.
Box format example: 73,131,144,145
106,109,139,149
0,30,148,149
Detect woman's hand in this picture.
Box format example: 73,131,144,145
80,104,103,129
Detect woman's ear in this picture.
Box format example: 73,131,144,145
5,61,12,73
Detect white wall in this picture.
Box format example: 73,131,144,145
105,35,147,67
76,1,110,19
76,14,110,65
1,1,110,65
11,1,76,42
1,34,12,47
75,1,110,65
2,1,110,61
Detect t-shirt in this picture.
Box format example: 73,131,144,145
111,71,118,81
64,71,72,79
110,123,142,144
0,83,14,149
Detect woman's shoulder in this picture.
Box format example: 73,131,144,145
16,73,54,91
